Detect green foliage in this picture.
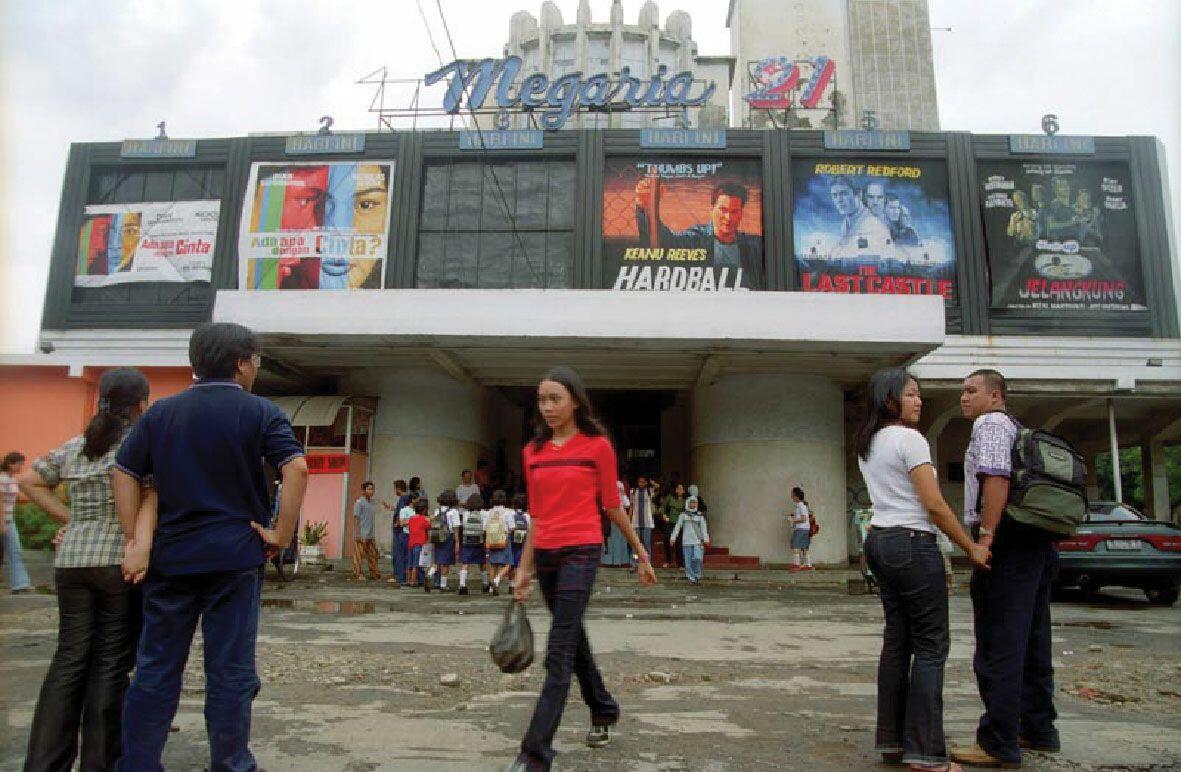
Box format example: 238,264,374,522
301,520,328,546
1096,445,1181,516
13,502,60,551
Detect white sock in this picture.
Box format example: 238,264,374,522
459,569,468,586
427,566,437,577
481,571,488,585
440,574,448,588
493,576,501,587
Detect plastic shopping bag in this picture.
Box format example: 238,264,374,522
489,600,534,673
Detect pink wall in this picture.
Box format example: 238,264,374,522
0,365,192,464
303,473,346,559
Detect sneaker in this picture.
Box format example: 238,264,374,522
11,587,33,594
949,744,1020,768
386,578,400,585
1019,736,1061,753
458,586,469,596
586,724,610,748
787,564,802,572
802,565,816,571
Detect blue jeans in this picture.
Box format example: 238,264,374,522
970,522,1059,764
117,567,263,772
521,545,619,769
864,527,950,768
683,544,704,582
629,527,652,567
3,518,32,591
392,529,409,584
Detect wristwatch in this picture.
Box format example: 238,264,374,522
978,526,994,537
633,551,650,564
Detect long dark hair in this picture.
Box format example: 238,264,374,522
531,365,608,450
83,368,150,460
855,367,917,461
791,486,808,506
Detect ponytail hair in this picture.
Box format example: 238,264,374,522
83,368,150,460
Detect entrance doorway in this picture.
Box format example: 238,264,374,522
483,387,689,495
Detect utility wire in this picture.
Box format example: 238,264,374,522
433,0,545,285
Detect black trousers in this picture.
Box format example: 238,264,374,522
520,545,619,769
25,566,139,772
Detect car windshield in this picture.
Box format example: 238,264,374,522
1088,505,1144,522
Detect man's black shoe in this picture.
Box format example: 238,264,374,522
586,724,610,748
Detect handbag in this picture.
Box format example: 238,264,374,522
489,600,534,673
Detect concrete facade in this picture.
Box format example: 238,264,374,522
728,0,939,130
692,374,846,565
501,0,732,129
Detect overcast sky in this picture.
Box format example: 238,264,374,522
1,0,1178,353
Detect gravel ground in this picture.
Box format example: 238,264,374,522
2,553,1179,771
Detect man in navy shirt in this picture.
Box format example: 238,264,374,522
112,322,307,772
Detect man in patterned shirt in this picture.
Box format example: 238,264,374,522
951,369,1060,769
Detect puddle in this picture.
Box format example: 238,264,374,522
1054,620,1117,630
261,599,378,615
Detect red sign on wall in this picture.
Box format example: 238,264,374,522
307,453,349,474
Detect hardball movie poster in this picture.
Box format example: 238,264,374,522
602,157,764,291
979,161,1145,312
793,160,957,300
75,201,219,287
239,161,394,291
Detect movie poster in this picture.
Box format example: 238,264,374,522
238,161,394,290
74,201,219,287
793,160,957,299
602,157,764,291
979,161,1145,312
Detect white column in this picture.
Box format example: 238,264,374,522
691,373,846,566
1108,398,1123,502
347,368,484,550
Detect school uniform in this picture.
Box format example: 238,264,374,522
458,508,488,565
509,509,532,567
431,507,460,566
485,505,515,566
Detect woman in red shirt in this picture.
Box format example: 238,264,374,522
507,366,656,772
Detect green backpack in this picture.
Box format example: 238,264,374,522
1003,419,1088,537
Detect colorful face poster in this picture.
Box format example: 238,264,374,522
979,161,1144,312
74,201,219,286
793,159,957,299
238,161,393,290
602,157,764,291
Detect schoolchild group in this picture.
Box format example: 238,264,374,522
354,475,532,595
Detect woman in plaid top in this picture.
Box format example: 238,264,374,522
18,368,154,772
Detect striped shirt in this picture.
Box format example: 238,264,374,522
33,433,130,568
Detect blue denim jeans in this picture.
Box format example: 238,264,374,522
3,518,32,591
629,527,652,567
521,545,619,769
683,544,704,582
864,527,950,768
970,521,1059,764
117,567,263,772
392,529,409,584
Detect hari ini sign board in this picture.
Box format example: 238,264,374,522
424,56,716,131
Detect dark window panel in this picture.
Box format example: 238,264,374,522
172,167,211,199
415,233,445,288
480,164,518,230
111,172,146,204
514,233,547,289
545,232,574,288
515,162,548,228
206,168,225,198
440,233,478,288
546,163,576,229
447,164,482,230
143,170,174,202
477,232,513,288
88,170,123,204
420,164,451,230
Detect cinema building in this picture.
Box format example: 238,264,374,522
2,5,1179,568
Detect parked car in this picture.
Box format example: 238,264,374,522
1054,501,1181,605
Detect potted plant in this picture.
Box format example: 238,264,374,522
301,521,328,565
